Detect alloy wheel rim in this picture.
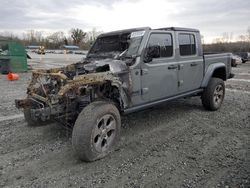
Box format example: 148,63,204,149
93,114,116,152
213,84,224,105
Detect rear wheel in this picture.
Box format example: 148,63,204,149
72,101,121,162
202,78,225,111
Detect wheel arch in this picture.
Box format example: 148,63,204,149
95,80,130,111
201,63,226,87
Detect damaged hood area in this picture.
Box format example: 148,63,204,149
27,59,130,99
83,59,128,74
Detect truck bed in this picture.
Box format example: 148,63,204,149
204,53,232,78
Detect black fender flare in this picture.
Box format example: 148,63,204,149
201,63,226,87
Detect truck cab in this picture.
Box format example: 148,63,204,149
127,27,204,108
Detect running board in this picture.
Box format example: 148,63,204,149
123,89,203,114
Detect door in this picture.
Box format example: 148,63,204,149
176,33,203,93
141,32,179,102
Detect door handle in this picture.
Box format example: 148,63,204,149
168,65,178,70
190,62,198,67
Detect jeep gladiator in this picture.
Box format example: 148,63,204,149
16,27,234,161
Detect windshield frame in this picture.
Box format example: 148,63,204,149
87,30,145,59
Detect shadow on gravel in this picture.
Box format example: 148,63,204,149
31,97,203,141
121,97,203,129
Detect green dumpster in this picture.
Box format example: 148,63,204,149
0,40,28,74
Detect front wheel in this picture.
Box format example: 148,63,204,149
202,78,225,111
72,101,121,162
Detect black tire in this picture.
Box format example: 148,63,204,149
242,60,246,63
72,101,121,162
202,78,225,111
24,108,50,126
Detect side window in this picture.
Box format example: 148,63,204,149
147,33,173,59
179,34,196,56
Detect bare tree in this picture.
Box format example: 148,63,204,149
48,31,64,43
222,32,230,43
200,34,206,44
71,28,86,45
213,37,222,44
229,32,234,43
47,31,65,48
0,31,18,40
86,28,102,43
238,35,246,42
247,26,250,42
35,31,43,43
26,30,36,44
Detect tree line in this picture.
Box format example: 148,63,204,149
203,27,250,53
1,27,250,52
0,28,102,50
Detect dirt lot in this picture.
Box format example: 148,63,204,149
0,59,249,187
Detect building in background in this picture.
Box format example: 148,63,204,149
62,45,80,54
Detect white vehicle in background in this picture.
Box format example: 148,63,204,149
231,54,242,67
236,52,250,63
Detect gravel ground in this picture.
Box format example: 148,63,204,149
0,59,249,188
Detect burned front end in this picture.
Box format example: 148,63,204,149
15,60,130,126
16,29,145,126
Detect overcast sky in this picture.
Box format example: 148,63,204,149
0,0,250,43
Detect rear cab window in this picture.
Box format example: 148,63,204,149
178,33,196,56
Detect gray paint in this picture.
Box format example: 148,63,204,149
122,27,232,112
84,27,232,111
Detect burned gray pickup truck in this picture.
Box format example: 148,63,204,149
16,27,234,161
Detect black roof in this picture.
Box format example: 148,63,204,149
99,27,151,37
99,26,199,37
156,27,200,32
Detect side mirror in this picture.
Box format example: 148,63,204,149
144,46,160,63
